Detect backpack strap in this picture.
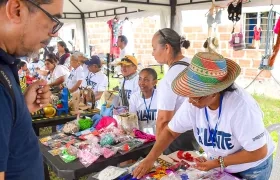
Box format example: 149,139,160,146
0,64,16,123
169,61,190,69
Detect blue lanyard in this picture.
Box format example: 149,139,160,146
143,89,154,122
204,94,224,148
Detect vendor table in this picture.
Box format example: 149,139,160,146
40,142,154,180
32,109,99,136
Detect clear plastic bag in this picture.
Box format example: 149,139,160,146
77,146,100,167
97,166,127,180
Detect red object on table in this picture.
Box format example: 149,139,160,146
57,104,63,109
177,151,194,162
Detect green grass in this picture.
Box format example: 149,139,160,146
252,94,280,145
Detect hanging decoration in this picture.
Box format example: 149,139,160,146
259,7,275,70
204,0,225,54
107,16,121,57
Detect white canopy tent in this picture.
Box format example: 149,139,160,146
60,0,280,55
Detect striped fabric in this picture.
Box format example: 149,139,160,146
172,52,241,97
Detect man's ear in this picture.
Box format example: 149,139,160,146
6,0,28,24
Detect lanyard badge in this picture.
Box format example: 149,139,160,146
204,94,224,148
143,89,155,123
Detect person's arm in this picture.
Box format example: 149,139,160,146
95,77,108,101
0,86,14,177
129,93,137,113
195,145,268,171
49,76,64,87
69,80,82,93
156,110,175,137
95,91,104,101
0,172,4,180
36,68,48,76
155,77,180,137
132,126,180,178
133,100,193,178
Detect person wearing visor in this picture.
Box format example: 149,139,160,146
132,52,274,180
117,55,140,107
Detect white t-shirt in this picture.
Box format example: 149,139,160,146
168,86,275,173
120,46,133,59
46,65,70,85
157,57,190,111
129,90,157,135
83,71,108,93
66,66,84,92
119,73,140,105
28,60,45,76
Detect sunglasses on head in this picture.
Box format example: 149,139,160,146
159,30,171,44
121,58,133,64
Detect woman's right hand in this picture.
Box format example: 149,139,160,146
132,158,155,179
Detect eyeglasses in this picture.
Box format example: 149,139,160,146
159,30,171,44
26,0,64,34
189,96,207,104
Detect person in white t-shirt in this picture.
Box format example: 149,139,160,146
28,57,44,77
44,56,70,88
129,68,158,135
151,28,198,154
84,56,108,102
133,52,274,180
113,35,132,77
66,54,84,93
117,55,140,107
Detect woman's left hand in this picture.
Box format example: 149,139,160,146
193,158,219,171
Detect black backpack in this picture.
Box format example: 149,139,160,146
0,64,16,122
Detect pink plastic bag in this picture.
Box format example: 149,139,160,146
95,116,118,130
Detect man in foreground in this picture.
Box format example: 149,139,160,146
0,0,64,179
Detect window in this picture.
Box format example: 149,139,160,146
244,11,277,49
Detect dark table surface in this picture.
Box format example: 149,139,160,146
32,109,99,136
40,142,154,180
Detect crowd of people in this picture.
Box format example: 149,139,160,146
0,0,275,180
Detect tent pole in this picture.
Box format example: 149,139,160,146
81,13,87,53
170,0,177,29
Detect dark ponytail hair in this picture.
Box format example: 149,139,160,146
57,41,70,53
156,28,190,58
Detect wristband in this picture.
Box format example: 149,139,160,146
218,156,225,172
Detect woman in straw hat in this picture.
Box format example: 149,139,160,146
132,52,274,180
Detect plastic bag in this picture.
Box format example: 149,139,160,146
101,147,117,158
59,149,77,163
117,113,139,133
97,166,127,180
95,116,118,130
100,103,114,117
77,146,100,167
62,122,79,134
113,106,129,115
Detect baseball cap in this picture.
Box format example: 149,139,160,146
117,55,138,66
85,55,101,66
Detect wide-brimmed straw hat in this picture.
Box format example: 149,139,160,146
172,52,241,97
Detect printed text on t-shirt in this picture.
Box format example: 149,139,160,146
197,128,234,150
137,109,157,121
